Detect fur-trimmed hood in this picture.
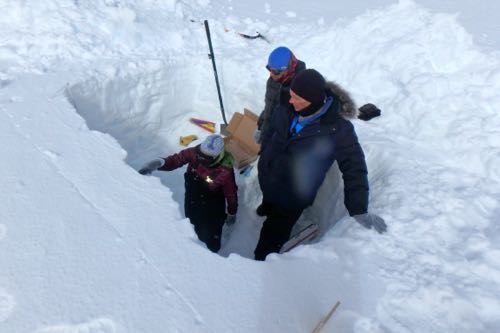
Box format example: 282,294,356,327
325,81,357,119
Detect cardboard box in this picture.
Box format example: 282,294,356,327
224,108,261,169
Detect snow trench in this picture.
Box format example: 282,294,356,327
65,66,200,216
64,66,346,259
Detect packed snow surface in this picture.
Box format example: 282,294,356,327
1,0,499,332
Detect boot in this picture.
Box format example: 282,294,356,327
256,202,271,217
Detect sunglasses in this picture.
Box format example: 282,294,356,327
266,65,286,76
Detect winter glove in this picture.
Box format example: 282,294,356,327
353,213,387,234
225,214,236,225
138,158,165,175
254,129,262,144
358,103,381,121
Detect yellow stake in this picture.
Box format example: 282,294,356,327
180,135,198,146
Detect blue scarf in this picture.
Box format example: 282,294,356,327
289,96,333,136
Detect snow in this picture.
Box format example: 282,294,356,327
1,0,499,332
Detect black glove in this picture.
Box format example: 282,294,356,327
225,214,236,225
358,103,381,121
354,213,387,233
138,158,165,175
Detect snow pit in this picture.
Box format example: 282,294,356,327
64,68,346,259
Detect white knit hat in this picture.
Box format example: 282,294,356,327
200,134,225,157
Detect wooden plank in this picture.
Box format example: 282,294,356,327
311,301,341,333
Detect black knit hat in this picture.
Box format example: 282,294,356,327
290,69,326,105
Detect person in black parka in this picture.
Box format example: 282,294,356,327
255,69,386,260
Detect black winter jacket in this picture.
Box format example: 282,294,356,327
257,60,306,148
257,81,369,215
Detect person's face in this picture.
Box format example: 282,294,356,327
289,90,311,112
270,71,286,81
266,65,287,81
198,150,216,166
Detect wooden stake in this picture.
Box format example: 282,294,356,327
311,301,341,333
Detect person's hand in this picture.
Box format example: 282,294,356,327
254,129,262,144
225,214,236,225
138,158,165,175
353,213,387,233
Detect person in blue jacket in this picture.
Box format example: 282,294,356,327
255,69,386,260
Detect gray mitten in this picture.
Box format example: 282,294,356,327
225,214,236,225
138,158,165,175
254,129,262,144
353,213,387,234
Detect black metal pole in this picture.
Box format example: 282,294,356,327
204,20,227,125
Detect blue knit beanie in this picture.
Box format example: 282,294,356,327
200,134,225,157
267,47,292,71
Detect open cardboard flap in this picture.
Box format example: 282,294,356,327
223,108,261,169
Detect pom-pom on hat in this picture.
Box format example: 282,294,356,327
290,69,326,105
200,134,225,157
267,46,292,71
